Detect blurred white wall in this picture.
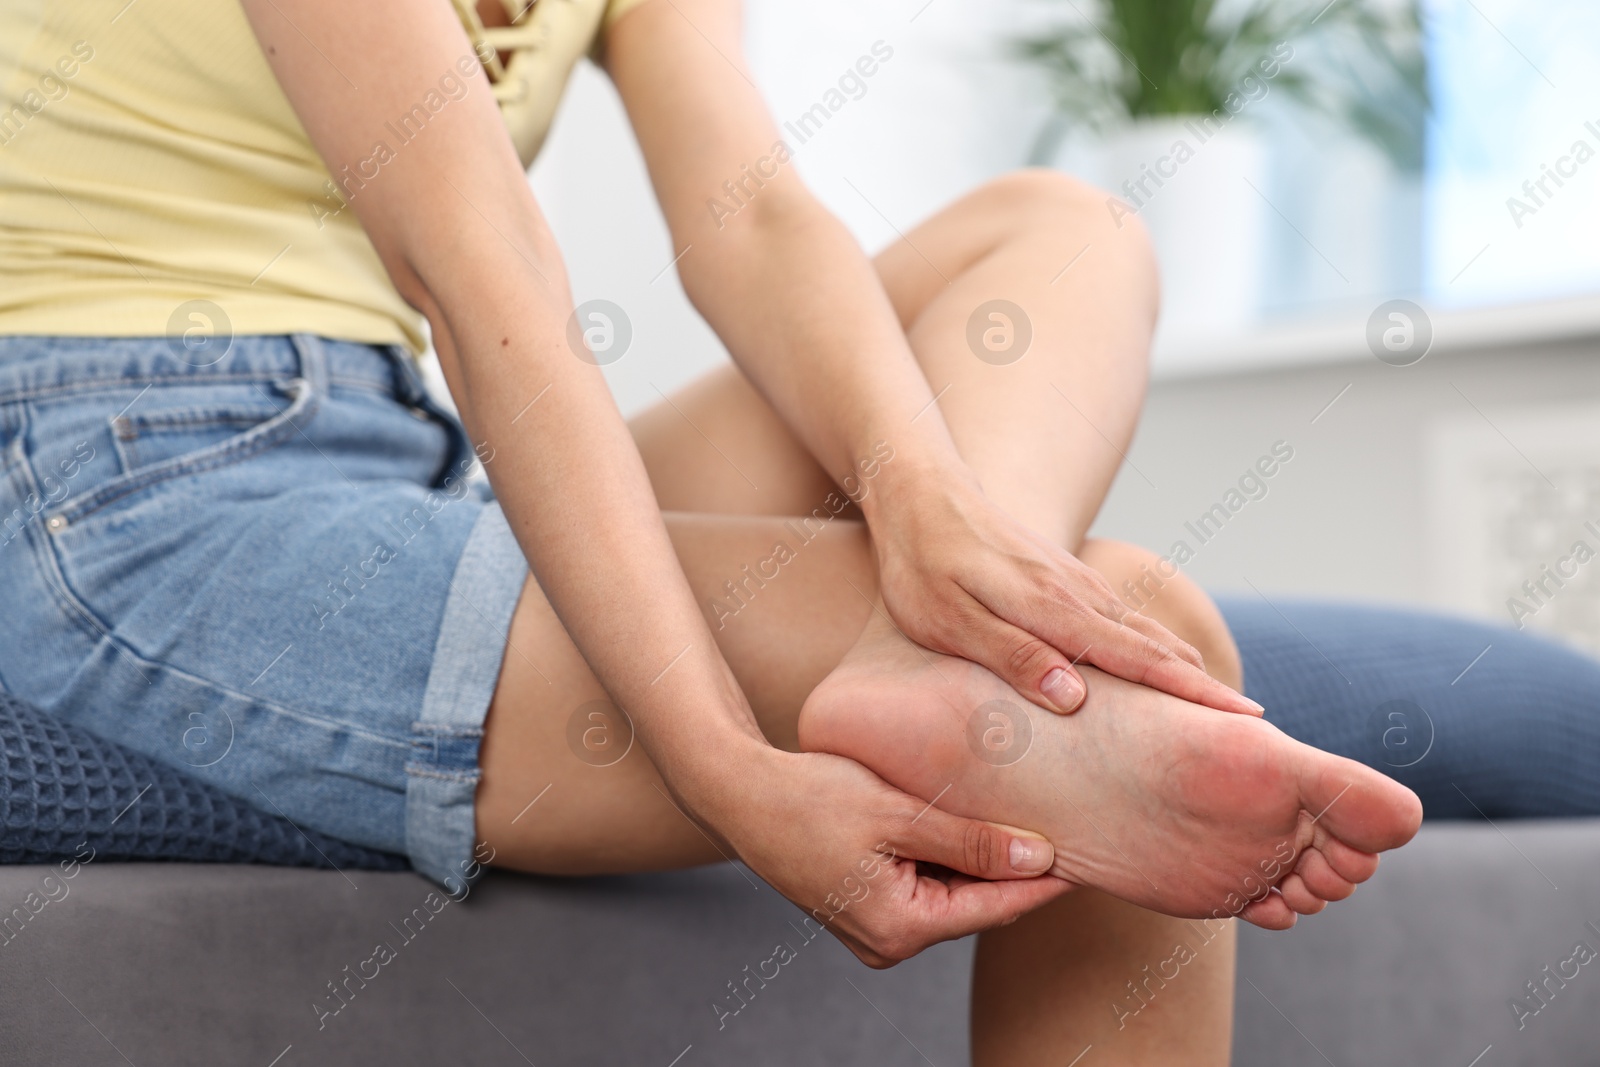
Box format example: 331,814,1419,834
528,0,1048,416
525,0,1600,650
1094,339,1600,655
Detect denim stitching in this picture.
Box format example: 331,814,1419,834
0,359,396,406
403,766,481,783
51,376,320,526
409,722,485,738
120,408,287,432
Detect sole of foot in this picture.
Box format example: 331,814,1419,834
799,623,1423,931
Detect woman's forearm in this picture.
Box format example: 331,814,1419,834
678,192,970,510
417,254,770,799
601,4,966,512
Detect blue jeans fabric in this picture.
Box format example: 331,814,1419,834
0,334,529,888
1219,596,1600,819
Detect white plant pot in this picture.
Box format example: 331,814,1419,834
1057,117,1268,341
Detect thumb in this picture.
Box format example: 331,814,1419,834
897,807,1056,880
972,618,1086,716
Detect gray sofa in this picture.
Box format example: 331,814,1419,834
2,819,1595,1066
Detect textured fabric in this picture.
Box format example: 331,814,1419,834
0,691,406,868
0,335,529,887
1219,596,1600,818
0,0,645,353
6,823,1600,1065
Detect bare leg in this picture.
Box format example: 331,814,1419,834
475,512,874,873
973,883,1238,1066
478,172,1417,1067
474,526,1267,1067
866,170,1155,544
780,177,1409,1063
629,171,1154,546
970,540,1238,1067
473,529,1268,878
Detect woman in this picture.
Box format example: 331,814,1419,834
0,0,1435,1062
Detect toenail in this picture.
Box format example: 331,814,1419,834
1041,668,1083,711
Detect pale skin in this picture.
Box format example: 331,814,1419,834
243,1,1423,1063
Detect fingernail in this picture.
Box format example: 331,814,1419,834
1009,836,1052,873
1041,668,1083,711
1243,696,1266,714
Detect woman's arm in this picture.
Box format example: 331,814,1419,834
239,0,1066,964
604,0,1261,717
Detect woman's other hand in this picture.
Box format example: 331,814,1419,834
870,467,1263,718
695,741,1072,968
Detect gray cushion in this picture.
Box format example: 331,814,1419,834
0,691,406,870
0,819,1595,1065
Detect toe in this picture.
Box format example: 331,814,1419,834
1277,873,1328,915
1238,890,1297,930
1295,847,1357,901
1314,834,1380,884
1299,754,1423,854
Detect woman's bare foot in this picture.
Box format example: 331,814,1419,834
798,613,1423,931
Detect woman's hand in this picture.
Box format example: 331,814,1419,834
605,6,1255,721
870,467,1263,718
695,741,1073,968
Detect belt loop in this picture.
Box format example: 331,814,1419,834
0,395,18,450
386,344,430,406
289,334,331,402
394,345,477,486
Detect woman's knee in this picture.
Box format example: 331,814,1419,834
980,169,1156,260
957,168,1161,333
1076,538,1242,691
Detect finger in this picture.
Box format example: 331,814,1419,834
960,614,1087,715
833,867,1073,969
1075,613,1264,716
1010,551,1208,675
837,860,1075,968
917,871,1076,943
896,808,1058,880
1113,607,1206,672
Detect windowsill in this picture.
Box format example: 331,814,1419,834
1150,293,1600,380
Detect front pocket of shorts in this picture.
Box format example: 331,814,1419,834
48,377,320,525
111,399,288,473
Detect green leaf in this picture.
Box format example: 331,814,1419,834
1011,0,1431,171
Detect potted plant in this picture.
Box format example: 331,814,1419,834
1015,0,1427,336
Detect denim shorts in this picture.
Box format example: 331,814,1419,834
0,334,530,888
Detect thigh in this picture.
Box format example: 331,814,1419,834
475,510,877,875
628,363,845,517
869,172,1158,547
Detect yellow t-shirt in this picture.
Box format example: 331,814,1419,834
0,0,646,353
